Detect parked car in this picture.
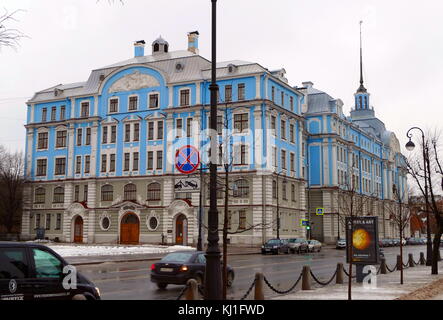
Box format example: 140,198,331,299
336,238,347,249
261,239,290,255
287,238,309,254
307,240,322,252
392,239,400,246
406,237,418,245
0,242,101,300
150,251,235,290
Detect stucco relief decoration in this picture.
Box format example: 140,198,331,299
67,202,86,219
99,212,112,231
109,71,160,93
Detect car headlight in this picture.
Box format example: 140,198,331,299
95,287,101,297
261,245,264,248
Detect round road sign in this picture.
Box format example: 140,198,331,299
175,145,200,174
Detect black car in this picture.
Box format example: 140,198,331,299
150,251,235,290
261,239,290,255
0,242,101,300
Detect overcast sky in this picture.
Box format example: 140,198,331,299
1,0,442,154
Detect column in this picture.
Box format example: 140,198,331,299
66,125,75,178
90,122,99,176
87,181,97,243
63,182,74,242
21,184,32,238
25,129,34,177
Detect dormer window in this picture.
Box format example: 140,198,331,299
153,43,159,52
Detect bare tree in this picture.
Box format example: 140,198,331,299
0,9,26,50
406,129,443,275
0,146,24,234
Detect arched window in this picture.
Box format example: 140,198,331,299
364,96,368,109
153,43,159,52
101,185,113,201
164,44,168,53
53,187,64,203
147,183,161,201
233,179,249,198
359,96,362,109
34,188,46,204
124,184,137,201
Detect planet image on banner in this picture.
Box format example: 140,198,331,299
352,228,371,250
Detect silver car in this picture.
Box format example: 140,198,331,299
307,240,322,252
287,238,309,254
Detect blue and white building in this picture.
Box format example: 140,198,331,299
21,32,308,245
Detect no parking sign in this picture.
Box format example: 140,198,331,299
175,145,200,175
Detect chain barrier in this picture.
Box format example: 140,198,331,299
176,282,190,300
263,270,303,295
376,266,381,275
240,278,256,301
386,264,396,273
402,263,409,269
310,269,337,286
343,268,357,278
413,259,420,266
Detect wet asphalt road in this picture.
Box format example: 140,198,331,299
76,245,429,300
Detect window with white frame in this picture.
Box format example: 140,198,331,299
75,156,81,174
109,98,119,113
128,96,138,111
54,158,66,176
80,102,89,118
149,93,159,109
233,113,248,133
180,89,190,106
38,132,48,150
36,159,47,176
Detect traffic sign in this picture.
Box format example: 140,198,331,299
300,219,309,227
316,207,324,216
175,145,200,175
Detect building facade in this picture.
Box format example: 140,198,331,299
21,31,408,245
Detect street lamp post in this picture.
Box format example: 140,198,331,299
205,0,222,300
405,126,432,266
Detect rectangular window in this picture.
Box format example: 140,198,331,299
51,107,56,121
238,83,245,101
148,122,154,140
281,92,285,107
238,210,246,230
55,214,61,230
102,126,108,144
157,121,164,140
147,151,154,170
81,102,89,118
85,128,91,145
291,184,296,202
36,159,47,176
84,185,88,203
156,151,163,170
45,214,51,230
209,116,223,135
110,125,116,143
271,116,276,133
84,155,90,174
133,123,140,142
101,154,107,173
290,96,294,111
225,85,232,102
60,106,65,120
41,108,47,122
241,145,247,165
290,153,295,172
149,94,159,109
55,158,66,175
186,118,192,137
180,89,190,106
109,154,115,172
124,124,130,142
281,150,287,169
234,113,248,133
75,156,81,174
273,147,277,167
281,120,286,140
77,128,82,146
74,185,79,202
176,119,183,138
133,152,139,171
38,132,48,150
109,98,118,113
36,214,41,228
290,124,295,143
128,96,138,111
271,87,275,102
124,153,130,171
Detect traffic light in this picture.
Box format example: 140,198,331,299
306,221,311,230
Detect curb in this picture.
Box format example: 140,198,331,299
70,250,259,266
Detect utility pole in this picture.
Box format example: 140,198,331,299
205,0,222,300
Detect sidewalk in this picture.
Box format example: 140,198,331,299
67,244,260,266
273,263,443,300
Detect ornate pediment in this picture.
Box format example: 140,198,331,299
109,71,160,93
109,200,146,210
66,202,87,218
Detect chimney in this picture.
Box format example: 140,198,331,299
187,31,199,54
302,81,314,88
134,40,145,57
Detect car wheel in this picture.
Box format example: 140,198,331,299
285,247,290,254
318,247,321,252
297,247,301,254
72,294,87,300
227,271,234,287
157,283,168,290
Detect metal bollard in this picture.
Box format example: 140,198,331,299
380,257,387,274
396,255,402,270
254,273,265,300
419,252,425,265
185,279,199,300
302,265,311,290
408,253,415,267
336,263,344,284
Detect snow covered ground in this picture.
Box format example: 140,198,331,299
26,241,195,257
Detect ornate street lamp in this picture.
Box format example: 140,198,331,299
406,127,432,266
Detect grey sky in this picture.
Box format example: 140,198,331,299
1,0,442,154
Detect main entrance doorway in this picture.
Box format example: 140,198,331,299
175,214,187,245
120,213,140,245
73,216,83,243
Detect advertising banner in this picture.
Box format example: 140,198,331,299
345,216,380,265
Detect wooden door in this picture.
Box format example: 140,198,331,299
120,213,140,245
176,215,186,245
74,216,83,243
